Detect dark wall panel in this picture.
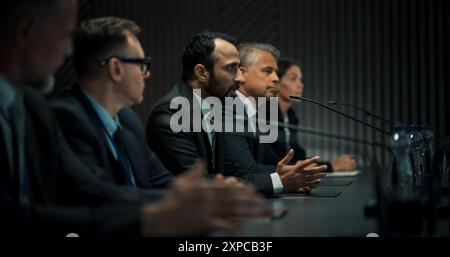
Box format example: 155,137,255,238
279,0,448,162
55,0,448,163
91,0,222,120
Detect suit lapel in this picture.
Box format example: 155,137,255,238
23,92,55,203
178,82,215,172
213,132,225,173
71,86,127,184
0,127,11,176
0,126,15,197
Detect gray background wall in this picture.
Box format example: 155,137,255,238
55,0,449,164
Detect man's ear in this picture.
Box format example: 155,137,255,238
12,17,35,48
194,64,209,83
107,58,124,82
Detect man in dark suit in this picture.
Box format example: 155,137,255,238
147,32,324,196
51,17,173,189
223,42,328,194
0,1,263,236
147,32,242,177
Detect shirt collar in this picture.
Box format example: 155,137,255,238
0,73,17,114
193,89,213,117
236,90,257,117
82,90,121,136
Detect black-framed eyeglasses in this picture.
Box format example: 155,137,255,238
99,56,152,74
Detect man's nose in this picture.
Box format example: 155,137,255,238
271,72,279,84
234,67,245,84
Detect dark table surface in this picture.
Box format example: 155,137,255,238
236,169,449,237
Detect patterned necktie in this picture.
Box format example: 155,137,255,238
206,112,216,170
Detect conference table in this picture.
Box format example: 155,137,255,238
235,168,448,237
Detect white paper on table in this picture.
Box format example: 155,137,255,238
326,170,361,177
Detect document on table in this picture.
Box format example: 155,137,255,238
326,170,361,177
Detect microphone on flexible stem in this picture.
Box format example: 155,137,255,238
290,96,392,136
291,96,435,235
291,95,389,232
327,100,394,126
281,122,388,149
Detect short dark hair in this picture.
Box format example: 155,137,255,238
181,31,237,82
73,16,141,78
277,58,301,79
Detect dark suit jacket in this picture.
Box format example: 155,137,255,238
146,81,223,176
263,107,333,172
264,107,307,164
146,82,274,195
50,86,173,189
0,88,146,236
221,97,281,195
222,132,278,195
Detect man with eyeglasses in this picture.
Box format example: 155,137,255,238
44,16,263,235
50,17,175,189
51,17,173,188
51,17,241,189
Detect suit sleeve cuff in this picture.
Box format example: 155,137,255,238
270,172,284,194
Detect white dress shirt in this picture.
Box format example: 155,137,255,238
236,90,284,194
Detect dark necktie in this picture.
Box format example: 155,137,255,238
284,116,291,151
209,116,216,170
113,127,136,187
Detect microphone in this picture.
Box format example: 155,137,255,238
276,120,389,149
291,97,436,235
327,100,394,126
290,96,391,136
221,108,388,148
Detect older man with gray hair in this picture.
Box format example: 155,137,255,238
222,42,327,195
